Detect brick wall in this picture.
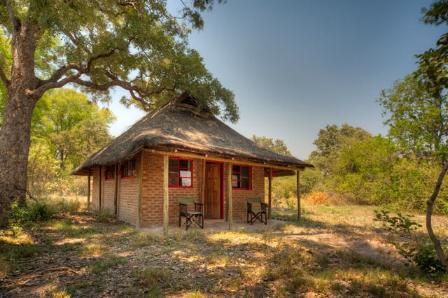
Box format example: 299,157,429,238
223,164,265,221
139,151,265,227
118,155,140,226
140,152,203,226
91,166,100,211
90,151,266,227
102,178,115,213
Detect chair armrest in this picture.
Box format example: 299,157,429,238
260,202,268,211
194,202,203,212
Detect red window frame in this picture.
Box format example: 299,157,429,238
121,159,136,178
232,165,252,190
105,165,115,180
169,158,193,188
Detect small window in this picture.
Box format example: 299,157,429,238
232,165,251,190
105,165,115,180
121,159,136,178
169,158,192,187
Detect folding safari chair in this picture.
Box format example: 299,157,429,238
246,197,267,225
178,197,204,230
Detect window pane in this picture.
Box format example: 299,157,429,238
169,159,179,172
179,160,190,169
169,173,179,186
232,174,239,188
179,170,191,178
181,177,192,187
240,166,249,178
232,165,240,173
241,178,249,189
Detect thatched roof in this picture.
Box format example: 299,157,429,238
73,94,312,175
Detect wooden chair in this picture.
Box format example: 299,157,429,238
178,197,204,230
247,197,267,225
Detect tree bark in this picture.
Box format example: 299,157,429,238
0,90,36,227
426,162,448,270
0,20,39,228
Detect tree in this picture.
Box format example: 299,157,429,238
309,124,371,176
0,0,237,227
380,73,448,269
32,88,114,171
251,135,292,156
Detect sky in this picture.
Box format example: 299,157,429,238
106,0,446,160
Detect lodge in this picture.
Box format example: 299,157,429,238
73,93,312,231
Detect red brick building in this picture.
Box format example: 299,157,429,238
73,94,312,229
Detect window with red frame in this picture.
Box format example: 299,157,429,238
121,159,136,178
105,165,115,180
232,165,251,189
169,158,192,187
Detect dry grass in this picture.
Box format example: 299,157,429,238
1,204,448,297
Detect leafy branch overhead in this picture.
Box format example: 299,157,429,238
0,0,238,122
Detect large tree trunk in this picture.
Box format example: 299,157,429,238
0,90,36,227
426,162,448,270
0,20,39,228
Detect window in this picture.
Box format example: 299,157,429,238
105,165,115,180
169,158,192,187
121,159,136,178
232,165,251,190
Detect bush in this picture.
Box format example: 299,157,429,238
413,244,446,274
9,201,55,224
95,209,113,223
374,210,445,274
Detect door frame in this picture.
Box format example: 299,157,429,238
205,161,224,219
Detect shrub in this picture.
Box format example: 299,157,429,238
27,201,55,221
374,210,445,274
413,243,446,274
95,210,113,223
9,201,55,224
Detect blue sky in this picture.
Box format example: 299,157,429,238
106,0,445,160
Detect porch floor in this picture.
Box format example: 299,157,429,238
139,219,286,234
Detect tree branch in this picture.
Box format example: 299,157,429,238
3,0,20,32
0,53,9,86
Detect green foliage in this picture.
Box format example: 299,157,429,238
374,210,445,274
32,88,114,172
26,88,113,197
374,210,421,234
252,135,292,156
414,243,446,274
9,201,55,224
309,124,371,176
0,0,238,122
95,209,114,223
379,75,448,160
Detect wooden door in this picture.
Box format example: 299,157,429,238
205,163,221,219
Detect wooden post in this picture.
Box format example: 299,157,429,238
201,159,206,206
137,154,143,229
163,155,169,235
296,170,301,221
227,163,233,229
268,168,272,219
114,164,119,216
99,166,102,210
87,174,91,210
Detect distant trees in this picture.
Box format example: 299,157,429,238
252,135,292,156
1,88,113,198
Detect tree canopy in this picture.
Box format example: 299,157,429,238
251,135,292,156
0,0,238,121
